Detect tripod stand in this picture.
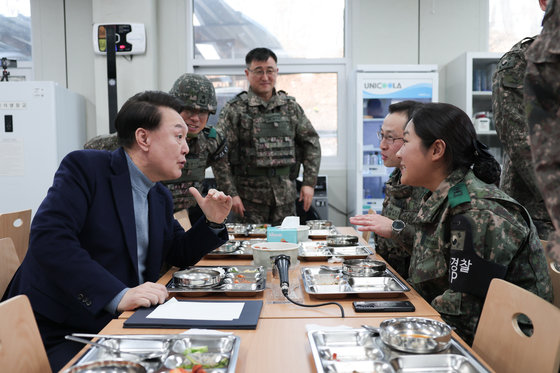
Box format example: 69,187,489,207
1,58,11,82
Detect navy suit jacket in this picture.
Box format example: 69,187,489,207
4,148,227,336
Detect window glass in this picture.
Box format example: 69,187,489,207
0,0,31,61
489,0,544,52
193,0,344,60
207,72,338,157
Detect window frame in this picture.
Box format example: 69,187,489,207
186,0,349,170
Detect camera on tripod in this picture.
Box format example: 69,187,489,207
1,57,17,82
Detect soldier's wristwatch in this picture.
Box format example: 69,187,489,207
391,220,406,236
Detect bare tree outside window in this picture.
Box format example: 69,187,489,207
489,0,544,53
0,0,31,61
193,0,344,159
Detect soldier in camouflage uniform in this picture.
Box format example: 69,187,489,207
396,103,552,344
492,7,553,240
525,0,560,263
350,101,427,279
163,74,227,222
84,133,119,151
84,74,227,223
212,47,321,226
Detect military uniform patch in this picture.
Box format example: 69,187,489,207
448,183,471,208
449,214,507,298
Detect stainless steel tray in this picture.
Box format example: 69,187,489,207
167,266,266,297
299,241,372,261
227,223,268,237
308,227,339,239
205,239,266,259
301,267,410,299
308,329,490,373
68,334,240,373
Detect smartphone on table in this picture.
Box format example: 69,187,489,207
353,300,415,312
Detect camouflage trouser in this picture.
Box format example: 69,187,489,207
233,199,296,226
525,57,560,262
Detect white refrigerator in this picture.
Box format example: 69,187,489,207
348,65,439,217
0,81,86,216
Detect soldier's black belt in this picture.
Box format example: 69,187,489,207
233,166,290,177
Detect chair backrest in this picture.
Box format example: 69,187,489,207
541,239,560,308
173,209,192,231
0,209,31,263
0,295,52,372
0,237,20,297
473,278,560,373
361,209,374,243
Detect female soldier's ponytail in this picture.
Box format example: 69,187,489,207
472,138,501,185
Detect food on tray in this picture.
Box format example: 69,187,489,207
169,367,207,373
180,346,229,369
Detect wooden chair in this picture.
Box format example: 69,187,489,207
472,278,560,373
0,237,20,297
173,209,192,231
541,239,560,308
362,208,374,243
0,209,31,263
0,295,52,372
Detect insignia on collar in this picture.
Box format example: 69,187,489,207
448,182,471,208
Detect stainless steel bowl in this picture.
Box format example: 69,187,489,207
213,241,240,253
343,259,386,277
379,317,452,353
173,268,224,288
306,220,333,229
326,234,359,247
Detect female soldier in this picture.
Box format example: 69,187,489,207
394,103,551,343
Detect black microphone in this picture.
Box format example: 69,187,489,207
274,254,291,295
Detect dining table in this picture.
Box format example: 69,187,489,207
61,226,495,372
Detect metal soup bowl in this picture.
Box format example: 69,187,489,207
326,234,359,247
173,268,224,288
379,317,452,353
342,259,386,277
214,241,240,253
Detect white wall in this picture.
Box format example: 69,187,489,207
29,0,490,226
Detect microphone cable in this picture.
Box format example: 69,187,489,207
282,289,345,318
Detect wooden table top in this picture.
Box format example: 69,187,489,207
119,227,437,320
60,227,496,372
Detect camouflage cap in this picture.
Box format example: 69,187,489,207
169,73,217,114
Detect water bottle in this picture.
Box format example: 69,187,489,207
374,151,383,165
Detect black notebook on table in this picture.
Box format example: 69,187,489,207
123,299,263,330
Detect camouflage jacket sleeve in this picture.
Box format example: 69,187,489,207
411,169,544,343
492,39,541,196
207,126,231,195
204,127,228,167
431,203,533,343
391,186,427,253
211,103,239,197
292,101,321,187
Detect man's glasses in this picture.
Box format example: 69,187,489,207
377,131,404,144
183,108,209,119
247,68,277,77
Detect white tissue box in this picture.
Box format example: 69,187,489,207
267,226,309,243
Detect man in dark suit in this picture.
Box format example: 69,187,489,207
2,91,232,371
